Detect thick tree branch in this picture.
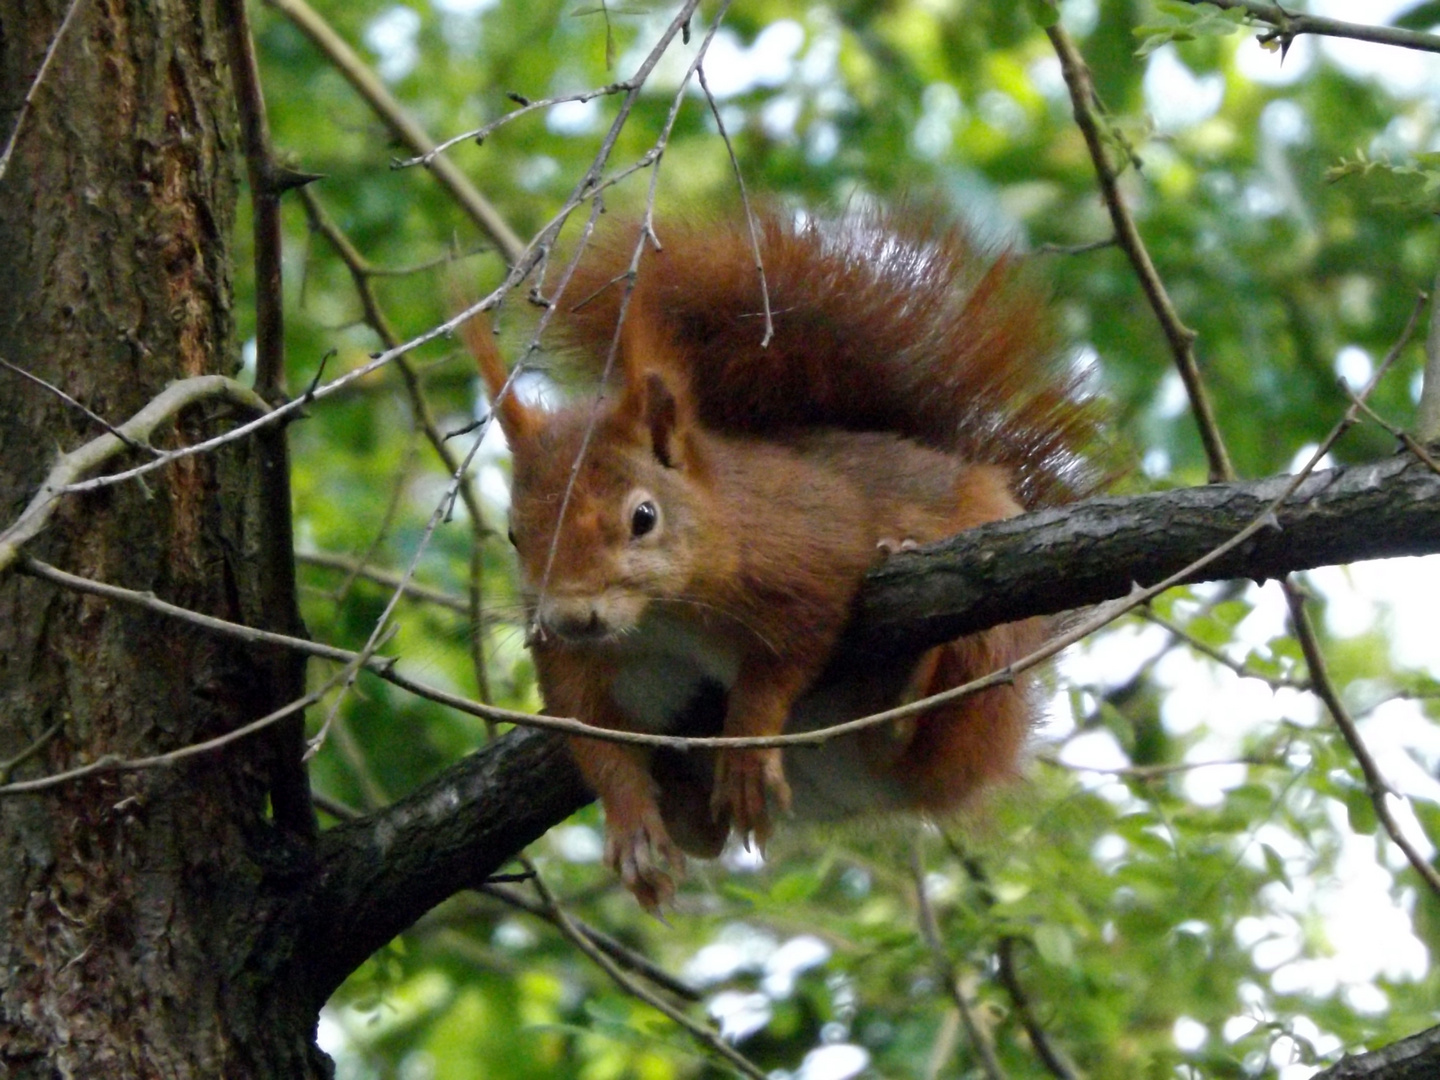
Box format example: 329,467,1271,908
1312,1023,1440,1079
851,451,1440,655
298,726,587,1008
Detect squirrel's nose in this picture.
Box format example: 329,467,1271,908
533,601,608,644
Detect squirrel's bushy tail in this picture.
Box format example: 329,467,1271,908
551,206,1099,509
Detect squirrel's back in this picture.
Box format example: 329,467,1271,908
550,206,1099,510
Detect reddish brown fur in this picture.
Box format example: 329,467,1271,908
469,208,1098,909
552,207,1098,508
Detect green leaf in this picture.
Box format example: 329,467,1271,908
1260,843,1293,892
1023,0,1060,28
1345,788,1379,835
1393,1,1440,30
1032,923,1078,970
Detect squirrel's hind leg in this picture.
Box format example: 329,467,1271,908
711,658,807,849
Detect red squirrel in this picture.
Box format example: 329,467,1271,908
465,208,1096,909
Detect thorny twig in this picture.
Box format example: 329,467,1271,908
1179,0,1440,55
393,82,637,169
264,0,524,261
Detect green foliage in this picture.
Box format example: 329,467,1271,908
1135,1,1250,58
247,1,1440,1076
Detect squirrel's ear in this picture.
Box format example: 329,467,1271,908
458,308,539,443
619,308,694,468
644,371,684,469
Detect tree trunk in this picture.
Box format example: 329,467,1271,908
0,1,324,1074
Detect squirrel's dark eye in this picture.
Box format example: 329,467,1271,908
630,500,659,538
507,526,518,547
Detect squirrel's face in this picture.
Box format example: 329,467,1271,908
505,388,709,646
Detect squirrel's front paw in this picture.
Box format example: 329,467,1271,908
712,748,792,850
604,801,685,911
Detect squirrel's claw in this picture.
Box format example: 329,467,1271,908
876,536,920,556
712,748,791,851
605,805,685,912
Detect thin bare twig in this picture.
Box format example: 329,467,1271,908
697,64,773,346
475,886,700,1002
1283,583,1440,901
0,376,270,574
311,789,363,820
911,848,1007,1080
0,0,88,180
297,550,472,615
363,244,490,277
0,664,354,797
526,869,769,1079
0,356,153,453
1338,379,1440,476
468,543,493,708
1042,753,1268,780
20,558,395,673
297,189,493,537
1034,236,1117,257
263,0,525,262
328,435,422,607
303,417,491,759
393,82,636,169
1047,24,1234,482
1179,0,1440,55
0,723,63,784
1138,607,1309,692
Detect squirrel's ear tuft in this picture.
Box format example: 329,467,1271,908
644,371,682,468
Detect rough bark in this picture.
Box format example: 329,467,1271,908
1313,1023,1440,1080
851,451,1440,655
0,1,321,1075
